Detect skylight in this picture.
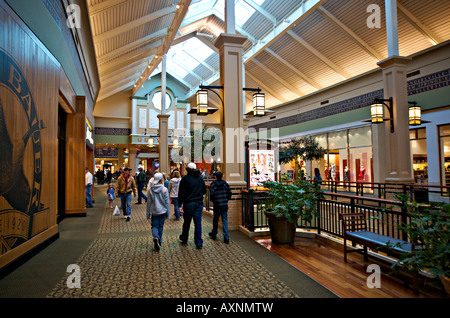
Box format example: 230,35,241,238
214,0,266,26
166,37,215,79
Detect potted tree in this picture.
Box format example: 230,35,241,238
389,194,450,293
279,136,326,181
259,174,320,244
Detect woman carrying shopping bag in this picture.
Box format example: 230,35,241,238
147,173,170,251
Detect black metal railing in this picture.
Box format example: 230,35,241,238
307,179,450,202
241,189,416,242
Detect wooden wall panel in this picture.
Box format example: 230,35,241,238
0,1,60,269
64,97,87,215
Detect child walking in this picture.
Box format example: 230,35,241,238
147,173,170,251
107,183,115,208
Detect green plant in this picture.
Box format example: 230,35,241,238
390,193,450,279
278,136,326,180
259,174,321,224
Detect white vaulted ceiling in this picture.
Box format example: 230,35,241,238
88,0,450,110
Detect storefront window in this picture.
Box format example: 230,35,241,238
348,126,372,186
328,130,347,182
439,124,450,188
308,126,373,191
410,128,427,184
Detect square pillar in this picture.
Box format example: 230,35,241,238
214,33,248,230
377,56,414,183
158,114,170,174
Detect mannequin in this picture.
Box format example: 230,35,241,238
330,163,336,181
344,166,350,182
359,165,366,181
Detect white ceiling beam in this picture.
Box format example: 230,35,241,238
180,1,214,27
133,0,193,94
101,69,145,87
89,0,129,16
94,5,177,44
172,31,198,46
251,59,302,97
99,52,155,75
97,28,167,64
245,71,286,103
172,59,203,81
183,49,217,74
397,2,442,45
265,47,322,90
242,0,277,24
213,8,255,43
98,80,136,101
243,0,326,62
286,30,349,80
100,59,147,78
316,6,383,61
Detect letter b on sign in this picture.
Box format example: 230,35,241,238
67,264,81,289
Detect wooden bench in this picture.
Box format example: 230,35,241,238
339,212,419,293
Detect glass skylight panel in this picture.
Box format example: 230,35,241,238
183,37,214,60
167,63,189,78
235,0,255,25
174,50,200,69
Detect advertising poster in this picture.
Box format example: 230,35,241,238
249,149,276,187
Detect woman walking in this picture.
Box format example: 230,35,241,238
168,170,181,220
147,173,170,251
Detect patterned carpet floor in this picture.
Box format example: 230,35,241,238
47,199,300,298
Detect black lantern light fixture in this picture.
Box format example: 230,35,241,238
190,85,270,117
368,97,394,132
408,101,422,126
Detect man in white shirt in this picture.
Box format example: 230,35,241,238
85,167,93,208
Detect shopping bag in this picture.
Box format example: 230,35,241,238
113,205,120,216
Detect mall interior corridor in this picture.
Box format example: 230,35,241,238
0,184,336,299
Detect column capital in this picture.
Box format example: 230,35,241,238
214,33,248,50
377,55,411,69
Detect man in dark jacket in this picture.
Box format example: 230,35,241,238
208,171,232,244
178,162,206,249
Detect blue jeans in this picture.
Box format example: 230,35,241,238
120,192,132,216
180,201,203,247
212,206,229,240
151,214,167,244
172,198,180,219
85,185,93,207
137,182,147,203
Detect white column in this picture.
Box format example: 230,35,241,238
161,54,167,115
131,98,137,135
225,0,236,34
385,0,399,57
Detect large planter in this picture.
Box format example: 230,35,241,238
265,212,297,244
440,275,450,294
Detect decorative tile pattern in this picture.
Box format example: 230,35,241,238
48,202,299,298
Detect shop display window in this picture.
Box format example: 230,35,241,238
410,128,427,184
439,124,450,188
